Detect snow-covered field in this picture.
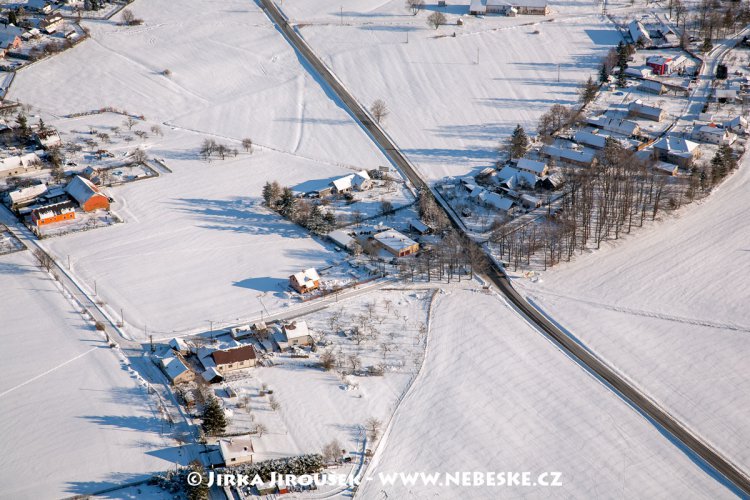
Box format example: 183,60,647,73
0,251,177,500
358,289,733,498
513,151,750,471
7,0,404,339
293,0,624,180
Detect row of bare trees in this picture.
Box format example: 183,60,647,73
490,139,689,271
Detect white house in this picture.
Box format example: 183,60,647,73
330,170,372,194
691,125,736,145
653,161,679,176
219,436,255,466
283,321,313,346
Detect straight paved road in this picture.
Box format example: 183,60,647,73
257,1,750,494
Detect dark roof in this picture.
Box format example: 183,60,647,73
31,200,76,219
211,345,256,365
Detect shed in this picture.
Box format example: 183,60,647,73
66,176,110,212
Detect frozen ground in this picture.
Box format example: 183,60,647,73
294,0,624,180
0,251,178,500
513,151,750,471
357,288,733,499
216,289,432,459
6,0,407,338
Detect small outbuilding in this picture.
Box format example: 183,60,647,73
219,436,255,466
283,321,313,346
211,345,257,374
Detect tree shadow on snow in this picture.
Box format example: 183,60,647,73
171,197,309,238
233,276,288,293
79,414,166,434
65,472,151,497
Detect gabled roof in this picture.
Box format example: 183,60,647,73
66,175,104,205
628,100,664,119
574,130,607,149
0,25,22,48
291,268,319,285
542,145,596,164
331,175,353,191
586,116,640,136
373,229,418,252
481,192,514,210
654,135,699,155
211,345,256,366
160,355,191,381
8,183,47,204
497,165,539,187
31,200,76,220
515,158,547,175
219,436,254,462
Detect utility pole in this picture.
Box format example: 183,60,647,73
94,280,97,295
150,334,154,352
557,63,560,83
67,255,70,269
476,47,479,65
120,308,124,327
340,6,343,25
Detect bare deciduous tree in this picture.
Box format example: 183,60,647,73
427,11,446,29
33,248,53,272
370,99,389,123
406,0,424,15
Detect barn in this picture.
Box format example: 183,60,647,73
31,201,76,227
66,175,110,212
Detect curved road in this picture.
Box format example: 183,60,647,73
257,0,750,494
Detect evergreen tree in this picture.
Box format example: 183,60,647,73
262,181,273,207
615,42,629,87
308,205,326,234
8,11,17,25
508,124,529,159
599,63,609,84
579,76,599,104
718,143,736,171
185,462,209,500
16,113,28,136
37,118,45,132
279,187,297,220
201,396,227,436
323,211,336,231
701,37,713,53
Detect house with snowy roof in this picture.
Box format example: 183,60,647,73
515,158,548,177
330,170,372,194
289,268,320,293
653,135,700,168
219,436,255,466
66,175,110,212
541,144,597,168
628,20,651,46
283,320,313,346
159,355,195,385
373,229,419,257
691,124,736,145
469,0,549,15
0,152,42,178
497,165,540,189
586,116,641,137
628,100,665,122
7,183,47,208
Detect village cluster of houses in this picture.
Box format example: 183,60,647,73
156,320,316,387
0,7,77,62
628,17,680,48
